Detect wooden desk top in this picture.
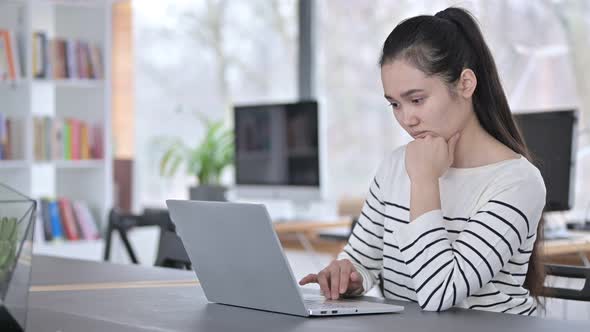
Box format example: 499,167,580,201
272,217,352,234
543,231,590,256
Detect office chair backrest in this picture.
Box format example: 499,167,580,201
543,264,590,302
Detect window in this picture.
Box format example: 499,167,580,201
133,0,298,207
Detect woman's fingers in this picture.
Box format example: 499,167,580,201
317,271,330,298
330,266,341,300
300,260,364,300
339,264,351,295
298,273,318,285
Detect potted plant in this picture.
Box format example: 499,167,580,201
159,113,234,201
0,217,17,286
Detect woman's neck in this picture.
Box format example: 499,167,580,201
451,115,517,168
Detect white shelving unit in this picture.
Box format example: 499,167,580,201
0,0,113,261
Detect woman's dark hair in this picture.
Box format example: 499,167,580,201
379,7,545,305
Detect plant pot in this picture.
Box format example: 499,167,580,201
189,185,227,201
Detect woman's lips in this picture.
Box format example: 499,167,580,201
412,131,431,139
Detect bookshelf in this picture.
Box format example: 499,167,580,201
0,0,113,261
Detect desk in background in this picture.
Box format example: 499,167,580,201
274,217,352,257
27,255,587,332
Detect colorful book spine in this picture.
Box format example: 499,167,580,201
52,119,63,160
70,119,80,160
89,44,103,79
9,30,21,79
72,201,100,240
58,198,79,241
5,118,12,160
66,39,77,79
0,113,4,160
63,120,71,160
91,125,103,159
48,200,64,240
44,117,52,160
0,30,18,80
40,198,53,242
0,36,7,80
80,123,89,159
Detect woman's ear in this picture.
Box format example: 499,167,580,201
459,68,477,98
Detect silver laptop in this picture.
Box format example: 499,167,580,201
166,199,404,317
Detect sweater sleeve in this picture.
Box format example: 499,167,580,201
392,177,546,311
337,156,392,295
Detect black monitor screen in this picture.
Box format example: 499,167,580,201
234,101,320,186
513,110,577,212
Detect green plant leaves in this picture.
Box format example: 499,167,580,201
158,114,234,185
0,217,18,284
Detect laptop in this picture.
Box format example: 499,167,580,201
166,199,404,317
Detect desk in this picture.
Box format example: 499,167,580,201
273,218,352,260
26,255,587,331
544,232,590,256
273,218,352,234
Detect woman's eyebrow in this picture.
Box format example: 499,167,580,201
384,89,425,101
400,89,425,98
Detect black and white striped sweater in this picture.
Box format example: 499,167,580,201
338,145,546,315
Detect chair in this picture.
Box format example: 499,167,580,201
104,208,191,269
543,264,590,302
153,220,191,269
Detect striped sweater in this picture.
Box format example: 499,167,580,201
339,145,546,315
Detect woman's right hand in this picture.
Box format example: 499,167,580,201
298,259,364,300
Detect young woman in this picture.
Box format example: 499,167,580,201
299,7,546,315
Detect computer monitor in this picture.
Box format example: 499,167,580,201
513,109,578,212
233,101,322,208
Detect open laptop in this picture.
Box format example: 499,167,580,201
166,199,404,317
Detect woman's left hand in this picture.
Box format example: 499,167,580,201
405,132,460,183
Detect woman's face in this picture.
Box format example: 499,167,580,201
381,59,473,140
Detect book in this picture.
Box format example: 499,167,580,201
43,116,52,160
51,39,68,79
0,30,19,80
33,31,49,78
33,117,42,160
80,122,90,159
80,41,91,79
70,119,80,160
66,39,78,79
8,117,22,160
72,201,100,240
48,200,64,240
69,200,85,239
63,120,71,160
89,44,103,79
4,117,12,160
9,30,21,80
0,35,8,80
40,198,53,242
0,113,4,160
91,125,104,159
58,198,79,241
